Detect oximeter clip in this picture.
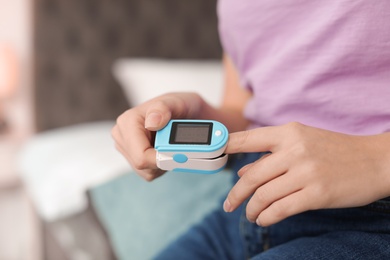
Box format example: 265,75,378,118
154,120,229,174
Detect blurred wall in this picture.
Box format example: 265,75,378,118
0,0,34,136
33,0,221,132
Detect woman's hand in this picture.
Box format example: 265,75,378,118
111,92,205,181
223,122,390,226
111,55,252,181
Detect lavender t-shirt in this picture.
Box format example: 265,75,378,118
218,0,390,135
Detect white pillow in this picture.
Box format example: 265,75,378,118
17,121,131,221
112,58,224,107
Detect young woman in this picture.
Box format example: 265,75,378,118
112,1,390,258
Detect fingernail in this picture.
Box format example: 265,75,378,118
223,199,231,212
238,164,251,176
246,216,255,223
256,218,262,226
145,112,162,128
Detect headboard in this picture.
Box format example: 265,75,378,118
33,0,222,132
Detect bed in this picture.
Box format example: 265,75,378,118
18,0,234,259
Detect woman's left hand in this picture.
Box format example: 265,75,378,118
223,122,390,226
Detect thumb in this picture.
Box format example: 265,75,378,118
225,127,279,154
144,93,203,131
145,110,171,131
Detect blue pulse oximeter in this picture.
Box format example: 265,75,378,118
154,120,229,174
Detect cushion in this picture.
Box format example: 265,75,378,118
90,169,233,260
112,58,224,107
17,121,130,221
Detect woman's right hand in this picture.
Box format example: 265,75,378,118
111,92,205,181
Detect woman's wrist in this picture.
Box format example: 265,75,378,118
364,132,390,199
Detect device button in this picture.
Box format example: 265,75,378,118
215,130,222,137
173,154,188,163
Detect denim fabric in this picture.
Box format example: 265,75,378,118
155,153,390,259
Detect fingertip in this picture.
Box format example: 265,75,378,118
145,112,163,129
256,218,265,227
138,168,166,182
223,199,232,212
237,163,253,177
145,106,173,131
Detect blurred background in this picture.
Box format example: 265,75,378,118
0,0,233,259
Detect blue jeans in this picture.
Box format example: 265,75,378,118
155,153,390,259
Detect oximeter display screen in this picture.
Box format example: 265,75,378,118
170,122,212,145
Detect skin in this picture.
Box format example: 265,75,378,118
112,54,390,227
224,123,390,227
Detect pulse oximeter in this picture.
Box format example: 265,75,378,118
155,120,229,174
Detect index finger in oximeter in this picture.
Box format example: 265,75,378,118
154,120,229,174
